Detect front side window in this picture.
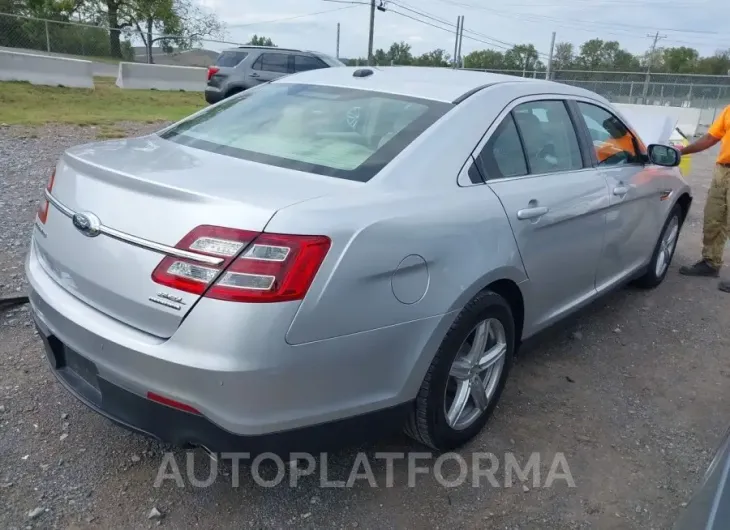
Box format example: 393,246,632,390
512,100,583,174
577,102,642,166
159,83,452,182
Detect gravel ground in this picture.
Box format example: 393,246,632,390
1,125,729,530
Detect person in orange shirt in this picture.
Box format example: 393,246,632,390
595,116,644,164
678,104,730,292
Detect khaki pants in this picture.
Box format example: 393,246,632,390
702,164,730,268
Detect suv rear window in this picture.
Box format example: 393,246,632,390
215,51,248,67
160,83,452,182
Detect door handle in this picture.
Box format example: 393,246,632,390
250,72,260,78
613,185,629,197
517,206,549,220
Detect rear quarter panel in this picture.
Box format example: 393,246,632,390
266,181,526,346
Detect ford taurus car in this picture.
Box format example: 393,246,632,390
26,66,692,457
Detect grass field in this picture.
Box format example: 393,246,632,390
0,77,206,126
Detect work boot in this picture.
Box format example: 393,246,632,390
719,279,730,293
679,259,720,277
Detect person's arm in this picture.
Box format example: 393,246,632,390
680,134,721,156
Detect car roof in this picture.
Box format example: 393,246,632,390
271,66,601,103
222,45,302,53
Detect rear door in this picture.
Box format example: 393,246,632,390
475,97,610,331
249,52,291,86
572,101,664,290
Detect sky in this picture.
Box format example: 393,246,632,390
197,0,729,61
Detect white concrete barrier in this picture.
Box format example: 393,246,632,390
614,103,702,137
115,62,206,91
0,50,94,89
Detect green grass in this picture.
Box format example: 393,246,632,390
0,77,205,125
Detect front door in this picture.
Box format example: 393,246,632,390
573,101,664,290
476,99,610,333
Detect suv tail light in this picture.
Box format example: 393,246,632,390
37,169,56,224
207,66,219,81
151,225,331,303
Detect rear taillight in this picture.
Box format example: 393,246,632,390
151,225,331,303
207,66,219,81
37,169,56,224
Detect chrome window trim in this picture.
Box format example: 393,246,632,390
44,189,224,266
471,93,600,183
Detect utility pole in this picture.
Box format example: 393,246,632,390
456,16,464,68
452,15,462,69
545,31,556,80
643,31,666,101
336,22,340,59
367,0,376,65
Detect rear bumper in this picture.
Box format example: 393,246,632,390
39,331,409,455
204,87,224,104
26,238,449,442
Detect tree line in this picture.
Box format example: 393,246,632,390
0,0,224,62
343,39,730,76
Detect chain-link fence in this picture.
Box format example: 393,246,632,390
0,12,137,60
462,67,730,132
463,68,730,109
0,11,242,66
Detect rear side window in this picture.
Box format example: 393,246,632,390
160,83,452,182
477,114,528,180
215,51,248,67
252,53,290,73
294,55,327,72
512,100,583,174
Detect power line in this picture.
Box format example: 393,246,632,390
426,0,722,35
437,7,730,48
389,0,513,50
385,6,549,61
385,8,503,49
389,0,550,55
431,0,713,11
321,0,730,48
322,0,549,54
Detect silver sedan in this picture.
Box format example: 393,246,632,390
26,66,691,455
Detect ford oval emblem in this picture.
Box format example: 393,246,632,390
72,212,101,237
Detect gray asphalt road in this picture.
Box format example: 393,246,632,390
1,124,729,529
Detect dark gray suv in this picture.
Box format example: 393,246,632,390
205,46,345,104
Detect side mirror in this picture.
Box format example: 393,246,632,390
647,144,681,167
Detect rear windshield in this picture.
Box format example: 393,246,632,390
215,51,249,67
159,83,452,182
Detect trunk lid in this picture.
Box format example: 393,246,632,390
34,134,351,338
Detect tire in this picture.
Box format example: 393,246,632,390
634,203,683,289
404,290,515,451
